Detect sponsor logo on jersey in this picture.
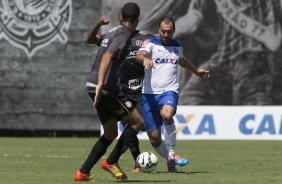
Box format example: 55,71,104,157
128,78,143,90
154,58,178,64
0,0,72,59
101,38,109,47
126,50,138,59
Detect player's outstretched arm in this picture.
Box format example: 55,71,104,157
86,17,110,45
136,50,155,69
179,56,209,78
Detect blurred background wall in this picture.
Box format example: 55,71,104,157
0,0,102,136
1,0,282,136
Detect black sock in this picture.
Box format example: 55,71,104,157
106,126,138,164
80,136,112,174
129,134,140,167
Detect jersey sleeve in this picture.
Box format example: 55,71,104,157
139,38,153,54
107,31,129,53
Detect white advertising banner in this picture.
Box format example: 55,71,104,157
101,106,282,140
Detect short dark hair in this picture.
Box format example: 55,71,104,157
159,16,175,30
121,2,140,22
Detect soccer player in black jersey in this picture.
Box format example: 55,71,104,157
74,3,139,182
74,2,153,182
101,29,154,175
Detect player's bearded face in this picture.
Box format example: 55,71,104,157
159,22,174,44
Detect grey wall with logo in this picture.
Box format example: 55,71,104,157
0,0,102,135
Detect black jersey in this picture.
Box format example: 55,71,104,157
86,26,130,94
116,30,154,95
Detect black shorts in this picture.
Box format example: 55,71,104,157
88,92,141,124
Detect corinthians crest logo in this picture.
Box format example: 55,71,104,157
0,0,72,58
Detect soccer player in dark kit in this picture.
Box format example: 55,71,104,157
100,28,155,178
74,2,154,182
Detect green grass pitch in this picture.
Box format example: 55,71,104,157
0,138,282,184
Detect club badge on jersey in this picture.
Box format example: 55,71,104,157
128,78,143,90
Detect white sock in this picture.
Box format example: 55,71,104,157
168,147,175,158
164,121,176,149
153,141,168,158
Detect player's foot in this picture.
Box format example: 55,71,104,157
101,160,127,180
132,166,141,173
74,170,95,182
167,162,178,173
168,153,189,166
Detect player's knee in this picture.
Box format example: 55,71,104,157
150,139,162,147
161,109,174,121
149,135,161,147
132,118,144,131
162,113,174,123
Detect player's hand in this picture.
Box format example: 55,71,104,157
196,68,210,78
93,84,103,107
97,17,110,26
143,58,155,69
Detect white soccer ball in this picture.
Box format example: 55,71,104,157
136,152,158,173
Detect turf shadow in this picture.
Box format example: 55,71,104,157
98,179,171,183
119,180,171,183
156,170,210,175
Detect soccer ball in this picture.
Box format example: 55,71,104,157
136,152,158,173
